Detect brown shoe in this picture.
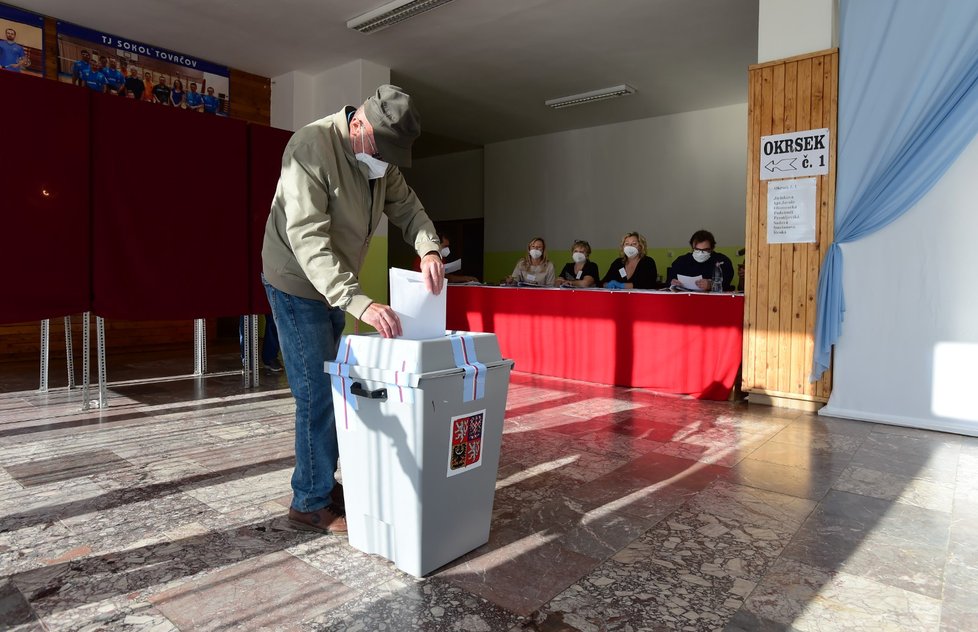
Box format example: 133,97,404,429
288,505,348,534
330,483,345,513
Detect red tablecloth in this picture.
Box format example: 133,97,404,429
446,286,744,400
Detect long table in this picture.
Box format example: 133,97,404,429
445,285,744,400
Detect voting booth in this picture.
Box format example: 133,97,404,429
326,331,513,576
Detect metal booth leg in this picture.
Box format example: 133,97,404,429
39,319,50,392
82,312,91,410
95,316,107,409
65,315,76,389
250,315,260,388
194,318,207,376
241,315,251,387
39,316,78,392
240,314,260,388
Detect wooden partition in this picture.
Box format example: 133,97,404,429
743,49,838,409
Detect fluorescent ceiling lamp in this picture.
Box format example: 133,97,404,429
545,84,637,109
348,0,456,34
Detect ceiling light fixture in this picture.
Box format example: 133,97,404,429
545,84,637,109
347,0,456,34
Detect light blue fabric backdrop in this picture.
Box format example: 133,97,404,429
813,0,978,379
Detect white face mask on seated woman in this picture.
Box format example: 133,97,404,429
529,248,543,260
572,252,587,263
623,246,639,258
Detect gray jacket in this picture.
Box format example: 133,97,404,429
262,107,440,319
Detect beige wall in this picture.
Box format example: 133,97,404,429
484,103,748,253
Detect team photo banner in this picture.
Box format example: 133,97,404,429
56,20,231,115
0,3,44,77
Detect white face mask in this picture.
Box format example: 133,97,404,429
352,124,389,179
356,153,389,179
529,249,543,260
572,252,587,264
623,245,639,259
440,247,451,258
692,250,712,263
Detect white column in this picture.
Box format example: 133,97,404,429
270,70,314,131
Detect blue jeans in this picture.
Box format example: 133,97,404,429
238,314,280,365
264,277,347,512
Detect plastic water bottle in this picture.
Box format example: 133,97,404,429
711,263,723,293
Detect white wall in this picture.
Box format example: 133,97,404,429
758,0,838,63
404,149,484,221
313,59,390,122
270,60,390,130
484,103,747,252
822,133,978,436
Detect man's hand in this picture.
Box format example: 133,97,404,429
420,252,445,295
361,303,403,339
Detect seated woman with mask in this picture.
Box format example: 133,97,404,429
558,240,600,287
504,237,555,286
601,231,658,290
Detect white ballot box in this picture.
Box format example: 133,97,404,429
325,331,514,577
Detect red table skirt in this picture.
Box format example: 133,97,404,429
446,286,744,400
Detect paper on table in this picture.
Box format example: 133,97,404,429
444,259,462,274
677,274,704,291
389,267,446,340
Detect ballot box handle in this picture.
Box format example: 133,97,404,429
351,382,388,400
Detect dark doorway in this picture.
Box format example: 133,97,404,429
388,218,484,282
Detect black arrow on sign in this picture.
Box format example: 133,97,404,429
765,158,797,172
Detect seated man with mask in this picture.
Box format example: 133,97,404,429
667,229,735,292
412,232,479,283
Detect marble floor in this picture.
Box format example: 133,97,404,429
0,345,976,631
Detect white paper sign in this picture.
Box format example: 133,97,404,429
677,274,704,291
389,267,445,340
767,178,817,244
760,128,829,181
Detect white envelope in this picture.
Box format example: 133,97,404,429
444,259,462,274
389,267,446,340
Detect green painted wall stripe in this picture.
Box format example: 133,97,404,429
344,235,389,334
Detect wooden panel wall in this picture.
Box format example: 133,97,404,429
0,16,270,362
230,68,271,126
743,49,838,406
